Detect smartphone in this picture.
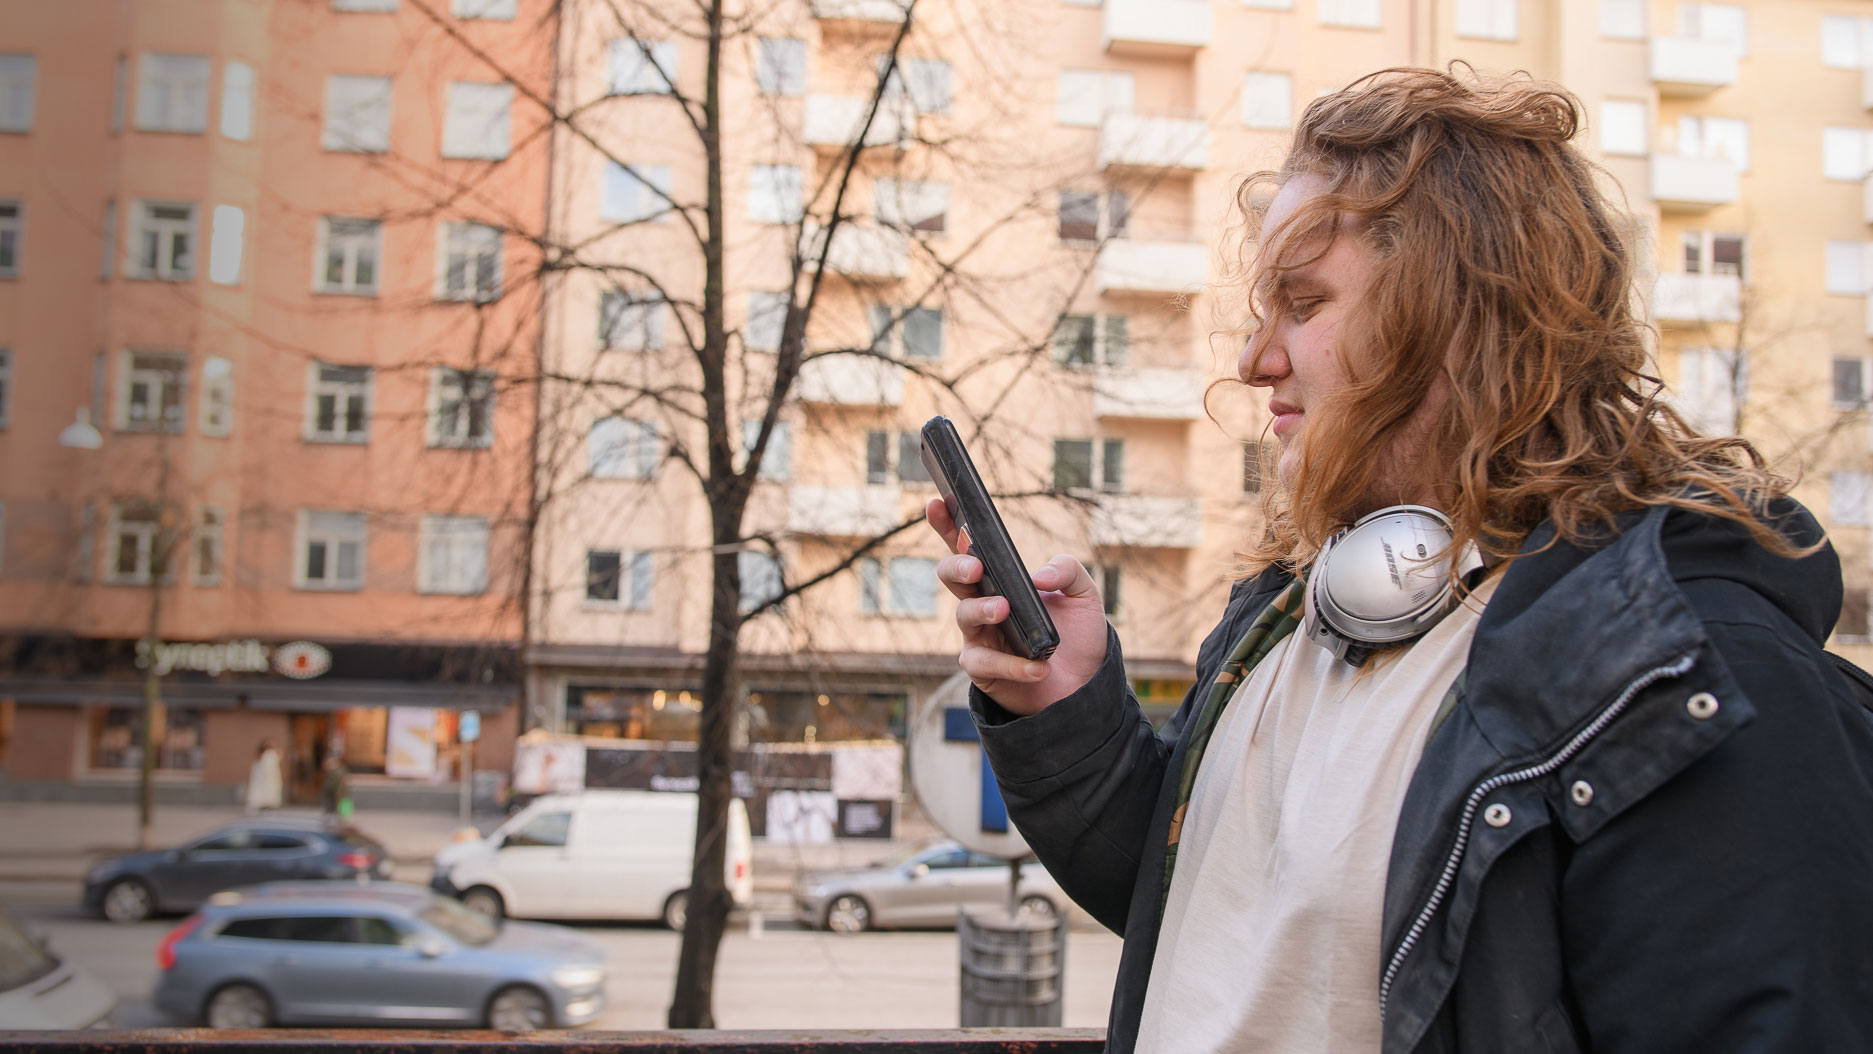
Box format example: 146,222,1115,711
920,415,1060,661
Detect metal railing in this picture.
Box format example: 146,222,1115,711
0,1031,1107,1053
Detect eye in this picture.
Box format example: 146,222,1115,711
1288,298,1325,321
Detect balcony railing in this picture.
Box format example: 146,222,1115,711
1092,367,1205,420
0,1031,1109,1053
803,222,911,283
1098,113,1210,172
1650,153,1739,211
1649,36,1737,96
794,353,905,405
787,484,905,537
1103,0,1210,54
1094,238,1208,296
804,95,916,150
810,0,910,23
1652,271,1741,325
1090,495,1203,548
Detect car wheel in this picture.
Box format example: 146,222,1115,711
823,894,872,935
487,985,552,1031
462,886,505,920
661,890,688,932
204,983,273,1028
101,878,154,924
1016,894,1058,925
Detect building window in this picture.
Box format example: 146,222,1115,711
1826,241,1871,296
318,217,382,294
1833,357,1871,410
1675,347,1745,435
418,515,490,595
107,502,165,584
757,38,806,96
129,200,196,281
1823,16,1873,69
585,549,653,609
739,550,784,614
335,0,400,10
589,416,659,479
429,368,495,448
1600,98,1647,156
1243,441,1275,493
90,707,204,772
741,419,791,480
0,349,10,429
192,506,224,586
1056,69,1133,128
1839,589,1872,643
1832,471,1873,527
100,200,115,279
221,61,255,140
874,178,948,233
868,304,944,360
1053,437,1124,492
307,363,372,443
1599,0,1644,39
609,39,677,95
110,56,126,133
1823,128,1873,182
119,351,187,433
1454,0,1516,40
601,163,673,223
208,204,244,285
453,0,517,18
1678,3,1747,57
437,222,502,301
135,53,210,133
0,54,35,133
1318,0,1381,29
1683,231,1745,281
858,556,938,616
1053,314,1129,368
323,74,393,153
881,57,952,115
1058,190,1127,243
297,510,367,590
0,200,20,278
599,290,666,350
866,430,932,484
1676,115,1748,172
745,291,789,351
1242,71,1293,130
199,356,233,436
441,81,512,160
748,164,803,225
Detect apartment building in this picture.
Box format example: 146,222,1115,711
0,0,552,805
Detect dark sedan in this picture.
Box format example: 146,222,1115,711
83,817,392,923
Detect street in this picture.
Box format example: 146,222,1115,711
7,897,1124,1031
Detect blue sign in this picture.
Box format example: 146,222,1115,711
943,707,1007,834
459,710,481,743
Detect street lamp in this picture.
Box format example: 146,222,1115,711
58,408,103,450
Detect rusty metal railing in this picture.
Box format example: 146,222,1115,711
0,1031,1107,1053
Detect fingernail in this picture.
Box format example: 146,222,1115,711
1024,662,1045,679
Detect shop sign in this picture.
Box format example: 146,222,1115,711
133,638,332,680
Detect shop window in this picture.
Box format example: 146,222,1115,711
89,707,204,771
566,684,701,740
745,690,906,744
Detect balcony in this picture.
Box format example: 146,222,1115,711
804,94,916,150
1095,238,1208,296
810,0,909,23
1090,494,1203,548
794,353,905,405
1650,154,1739,211
1652,272,1741,325
1103,0,1210,55
1098,113,1210,172
1649,37,1737,97
1092,367,1205,420
788,484,904,536
803,222,911,283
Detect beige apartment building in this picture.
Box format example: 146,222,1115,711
0,0,553,806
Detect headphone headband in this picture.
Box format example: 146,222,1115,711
1303,505,1483,666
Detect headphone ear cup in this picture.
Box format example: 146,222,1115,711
1305,505,1478,664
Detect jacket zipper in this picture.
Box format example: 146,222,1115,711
1377,653,1696,1022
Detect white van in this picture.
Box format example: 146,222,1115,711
430,789,753,929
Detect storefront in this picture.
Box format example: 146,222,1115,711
0,635,520,809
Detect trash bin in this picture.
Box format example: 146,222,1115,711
958,908,1066,1027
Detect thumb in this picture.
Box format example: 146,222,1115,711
1036,555,1098,600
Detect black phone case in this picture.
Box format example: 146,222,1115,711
919,416,1060,661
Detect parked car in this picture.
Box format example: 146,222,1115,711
151,881,605,1030
791,838,1067,934
431,789,752,929
83,816,393,924
0,905,115,1029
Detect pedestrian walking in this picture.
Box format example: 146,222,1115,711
320,755,351,822
244,739,282,815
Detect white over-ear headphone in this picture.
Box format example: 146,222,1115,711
1303,504,1484,666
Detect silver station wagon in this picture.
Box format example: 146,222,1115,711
151,882,605,1030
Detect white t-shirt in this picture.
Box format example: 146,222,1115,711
1134,577,1497,1054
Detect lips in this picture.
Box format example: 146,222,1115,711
1269,400,1303,437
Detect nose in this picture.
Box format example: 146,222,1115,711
1240,326,1289,387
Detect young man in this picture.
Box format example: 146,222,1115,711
931,68,1873,1053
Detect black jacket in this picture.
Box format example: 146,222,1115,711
972,501,1873,1052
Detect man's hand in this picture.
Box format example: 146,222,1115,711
927,497,1109,716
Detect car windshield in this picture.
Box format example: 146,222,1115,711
0,910,58,992
418,897,497,946
874,839,949,870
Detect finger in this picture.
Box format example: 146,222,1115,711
936,552,983,600
1032,554,1098,600
925,497,961,552
960,645,1048,685
955,595,1007,632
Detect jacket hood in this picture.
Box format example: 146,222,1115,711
1651,497,1839,645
